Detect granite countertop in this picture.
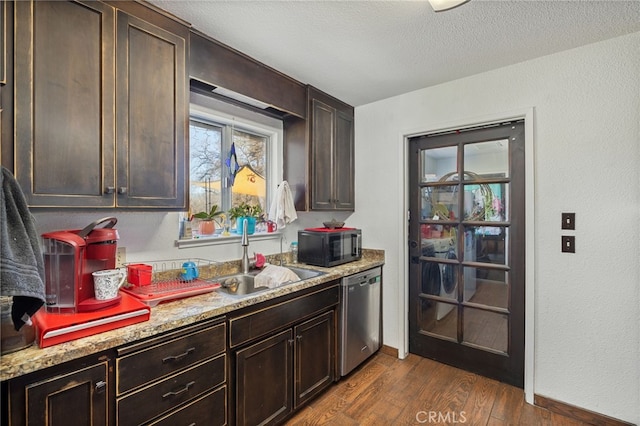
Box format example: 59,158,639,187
0,250,384,381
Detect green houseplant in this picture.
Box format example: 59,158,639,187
192,204,225,235
228,202,263,235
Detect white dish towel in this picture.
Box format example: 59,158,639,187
254,265,300,289
268,181,297,228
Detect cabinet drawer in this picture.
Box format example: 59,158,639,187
230,284,339,347
117,354,225,426
117,322,225,394
150,386,227,426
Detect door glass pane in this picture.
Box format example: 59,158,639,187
463,183,508,222
421,231,457,257
419,298,457,341
419,260,457,302
463,307,508,353
464,267,508,309
463,139,509,178
421,146,458,182
421,185,460,220
465,226,507,266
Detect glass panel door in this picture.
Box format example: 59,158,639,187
408,121,525,387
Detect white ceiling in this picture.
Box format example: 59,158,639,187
149,0,640,107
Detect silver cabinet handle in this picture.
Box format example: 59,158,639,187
296,335,303,341
162,347,195,363
117,187,127,194
162,381,195,399
95,380,107,393
105,186,115,194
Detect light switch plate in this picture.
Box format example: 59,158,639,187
561,213,575,230
561,236,575,253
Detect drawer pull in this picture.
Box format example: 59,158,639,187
95,381,107,393
162,347,195,364
162,380,195,399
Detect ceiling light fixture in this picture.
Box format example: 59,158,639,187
428,0,471,12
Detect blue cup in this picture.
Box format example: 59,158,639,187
180,261,199,281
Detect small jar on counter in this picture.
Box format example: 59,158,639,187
290,241,298,264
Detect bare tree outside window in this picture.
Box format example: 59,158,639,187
188,119,268,222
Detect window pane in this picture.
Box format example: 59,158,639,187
463,139,509,178
421,185,459,220
189,121,222,216
462,307,508,353
465,226,507,266
418,298,457,341
463,183,508,222
421,146,458,182
231,129,267,213
463,267,508,309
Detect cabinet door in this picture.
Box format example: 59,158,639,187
294,311,336,408
333,110,354,210
14,0,116,207
24,362,108,426
236,329,293,426
310,99,335,210
115,11,187,209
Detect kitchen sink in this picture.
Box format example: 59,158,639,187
217,274,265,296
215,266,326,297
282,266,326,281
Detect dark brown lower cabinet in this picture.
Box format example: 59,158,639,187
294,311,335,408
116,319,227,425
236,329,293,425
8,360,109,426
149,386,227,426
235,310,336,426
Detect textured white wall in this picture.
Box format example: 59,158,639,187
352,32,639,423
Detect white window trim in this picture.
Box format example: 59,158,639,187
176,99,284,248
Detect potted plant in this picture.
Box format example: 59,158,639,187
192,204,225,236
228,202,263,235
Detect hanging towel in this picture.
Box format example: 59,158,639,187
0,167,46,330
268,181,297,229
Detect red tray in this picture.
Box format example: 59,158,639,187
121,278,221,307
33,293,150,348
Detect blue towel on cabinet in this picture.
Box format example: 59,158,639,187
0,167,46,330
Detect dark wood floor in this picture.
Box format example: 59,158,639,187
286,351,588,425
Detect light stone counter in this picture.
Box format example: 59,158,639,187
0,249,384,381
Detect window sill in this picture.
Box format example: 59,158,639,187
176,231,282,249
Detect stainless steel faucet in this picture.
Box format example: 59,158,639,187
241,219,250,273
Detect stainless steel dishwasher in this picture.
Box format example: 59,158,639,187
340,266,382,376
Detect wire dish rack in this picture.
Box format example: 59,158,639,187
120,258,222,307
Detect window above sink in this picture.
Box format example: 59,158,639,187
177,92,284,247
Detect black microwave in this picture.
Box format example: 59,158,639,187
297,228,362,267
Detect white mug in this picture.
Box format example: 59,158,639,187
92,269,126,300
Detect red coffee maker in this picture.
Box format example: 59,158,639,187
42,217,121,313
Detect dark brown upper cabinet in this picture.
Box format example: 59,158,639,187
1,1,5,86
189,30,307,119
13,0,189,209
285,86,355,211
